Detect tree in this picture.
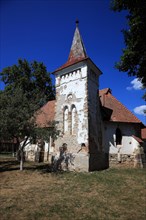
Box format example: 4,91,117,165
111,0,146,99
0,59,57,170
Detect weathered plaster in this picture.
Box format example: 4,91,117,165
55,63,88,153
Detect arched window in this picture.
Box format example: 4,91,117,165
71,105,76,135
116,128,122,145
64,107,69,134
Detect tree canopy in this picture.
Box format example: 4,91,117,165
111,0,146,99
1,59,55,105
0,59,57,170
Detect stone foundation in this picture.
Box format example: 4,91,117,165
110,154,134,164
71,152,89,172
109,153,146,168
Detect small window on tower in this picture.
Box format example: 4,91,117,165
71,105,77,135
64,106,69,134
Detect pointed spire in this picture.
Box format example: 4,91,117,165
68,20,87,63
53,21,89,73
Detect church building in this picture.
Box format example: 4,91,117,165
25,21,145,171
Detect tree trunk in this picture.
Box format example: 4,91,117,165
20,149,24,171
12,143,15,157
20,158,23,171
18,137,29,171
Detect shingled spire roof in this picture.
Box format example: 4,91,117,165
53,20,88,73
68,20,87,62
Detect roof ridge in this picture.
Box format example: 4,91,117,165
40,99,56,108
99,88,111,95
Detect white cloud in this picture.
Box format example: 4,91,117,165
126,78,143,90
134,105,146,116
126,86,132,91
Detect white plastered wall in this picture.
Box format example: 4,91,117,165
55,62,88,152
103,122,141,154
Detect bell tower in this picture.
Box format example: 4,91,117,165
53,21,107,171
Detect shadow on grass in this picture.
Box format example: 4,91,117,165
0,159,20,172
24,163,52,173
0,157,53,173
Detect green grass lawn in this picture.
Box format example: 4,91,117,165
0,157,146,220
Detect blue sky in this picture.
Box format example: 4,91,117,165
0,0,146,124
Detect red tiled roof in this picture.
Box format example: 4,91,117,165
99,88,141,123
141,128,146,139
53,57,88,73
132,135,143,143
35,100,55,127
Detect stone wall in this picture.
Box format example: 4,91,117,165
54,62,89,153
87,67,108,170
109,153,135,165
88,68,100,150
54,61,108,172
109,153,145,168
71,152,89,172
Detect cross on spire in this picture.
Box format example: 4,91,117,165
75,19,79,27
